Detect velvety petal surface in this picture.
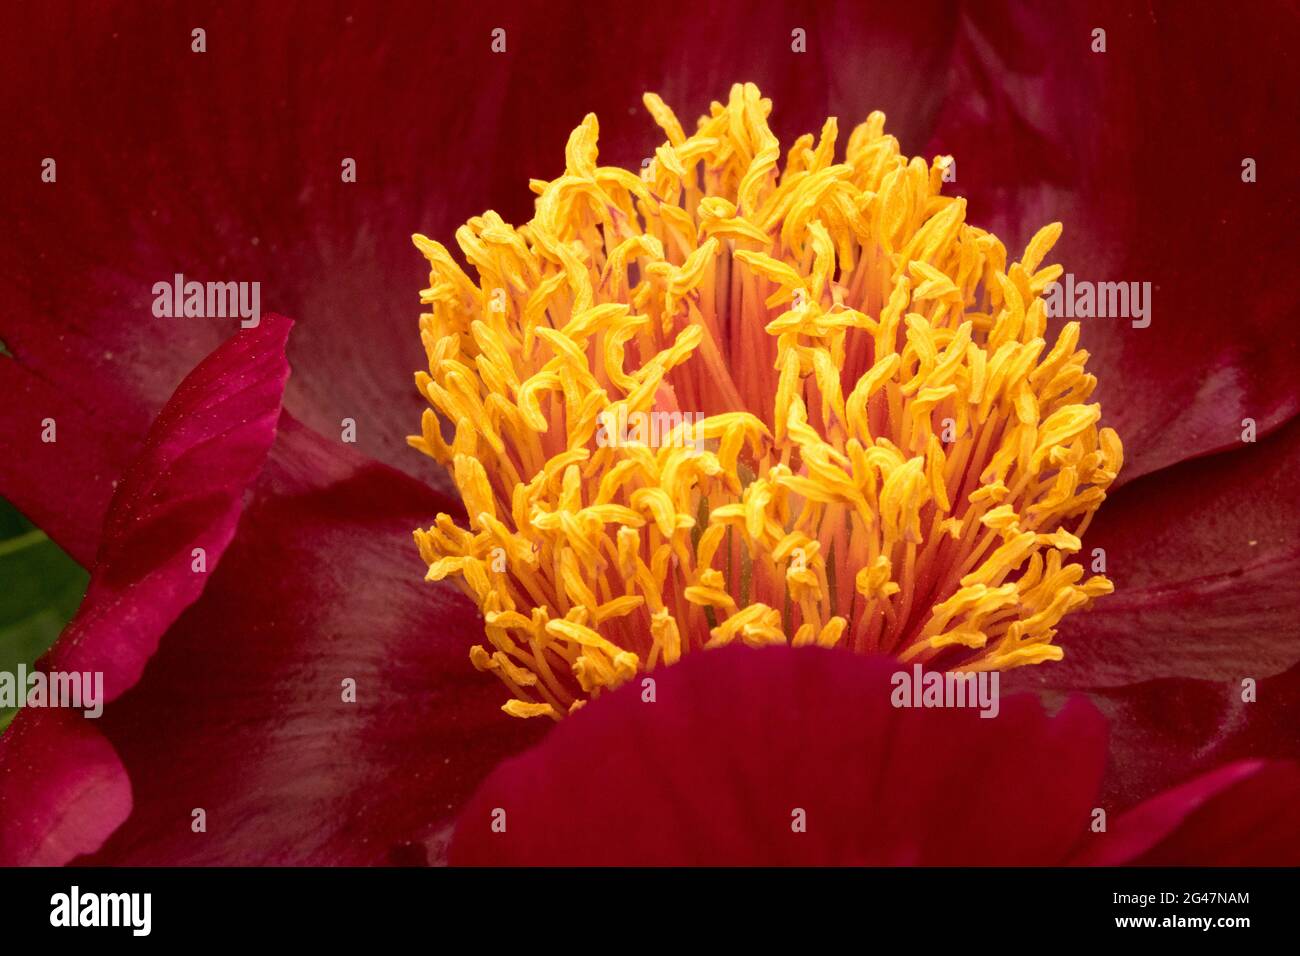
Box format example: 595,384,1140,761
0,0,960,517
451,645,1106,866
0,709,131,866
0,316,291,864
83,417,544,865
1077,759,1300,866
52,315,292,700
1091,660,1300,810
0,361,127,567
926,0,1300,484
1015,414,1300,691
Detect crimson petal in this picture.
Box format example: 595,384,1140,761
52,316,292,702
1090,660,1300,810
0,1,961,510
0,316,291,864
1076,760,1300,866
83,418,543,865
926,1,1300,484
1022,414,1300,691
450,646,1106,866
0,709,131,866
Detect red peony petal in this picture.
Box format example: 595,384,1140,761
450,645,1106,866
51,315,292,702
1090,660,1300,810
1022,414,1300,690
926,1,1300,484
0,708,131,866
1075,759,1300,866
0,316,291,865
0,1,958,509
82,418,544,865
0,361,126,566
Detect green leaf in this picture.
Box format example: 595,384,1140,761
0,498,88,732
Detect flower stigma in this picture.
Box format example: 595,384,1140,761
410,83,1122,719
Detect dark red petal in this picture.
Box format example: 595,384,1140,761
1075,760,1300,866
52,316,292,702
83,419,543,865
0,708,131,866
0,352,133,567
1090,660,1300,810
1025,414,1300,691
0,317,289,865
927,1,1300,483
0,1,957,517
450,646,1105,866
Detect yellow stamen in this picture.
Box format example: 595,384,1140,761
409,83,1122,719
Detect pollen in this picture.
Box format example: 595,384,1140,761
409,83,1122,719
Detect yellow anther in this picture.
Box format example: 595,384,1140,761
410,84,1122,718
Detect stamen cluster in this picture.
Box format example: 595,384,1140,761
411,83,1121,718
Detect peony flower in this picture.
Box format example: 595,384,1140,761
0,1,1296,865
450,647,1300,866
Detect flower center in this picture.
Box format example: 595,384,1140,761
411,83,1122,719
